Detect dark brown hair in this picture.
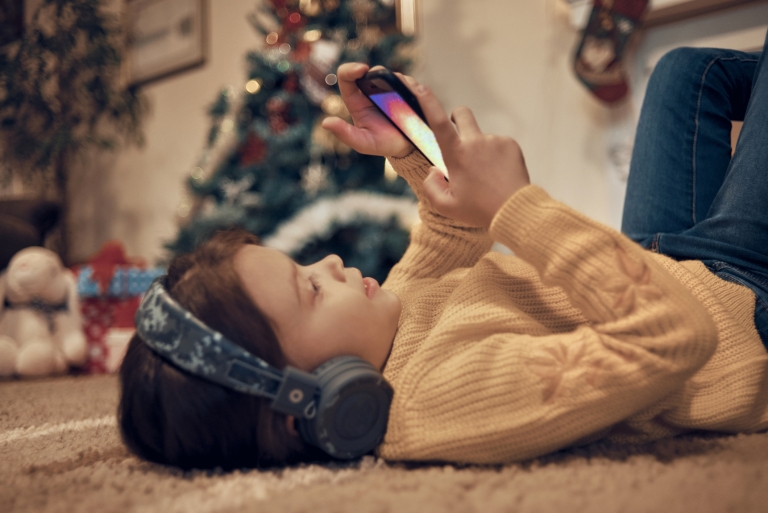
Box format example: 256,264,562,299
118,228,324,470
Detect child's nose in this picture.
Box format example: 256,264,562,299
322,255,346,281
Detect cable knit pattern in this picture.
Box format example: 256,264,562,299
377,152,768,464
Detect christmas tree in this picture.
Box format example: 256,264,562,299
168,0,418,283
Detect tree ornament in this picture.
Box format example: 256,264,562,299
351,0,375,19
358,26,383,47
266,96,290,133
300,0,323,16
312,118,339,152
283,72,301,92
284,11,306,32
239,133,267,166
321,94,347,117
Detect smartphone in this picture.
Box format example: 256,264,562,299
356,69,448,178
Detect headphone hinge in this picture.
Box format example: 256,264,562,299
271,366,320,418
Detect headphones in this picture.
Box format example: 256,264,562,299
134,276,393,460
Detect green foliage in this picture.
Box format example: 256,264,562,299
0,0,145,185
168,0,416,281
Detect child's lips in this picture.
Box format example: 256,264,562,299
363,277,379,298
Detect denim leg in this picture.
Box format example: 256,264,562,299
622,47,757,244
623,31,768,350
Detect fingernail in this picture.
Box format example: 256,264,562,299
416,84,428,95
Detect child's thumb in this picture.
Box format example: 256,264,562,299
422,168,453,214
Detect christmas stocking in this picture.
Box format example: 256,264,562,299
573,0,649,103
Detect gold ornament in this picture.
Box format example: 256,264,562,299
358,26,382,47
322,0,340,11
313,117,351,155
321,94,348,117
312,118,336,152
300,0,322,16
351,0,374,17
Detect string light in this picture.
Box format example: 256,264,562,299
300,0,321,16
191,166,203,180
325,74,337,86
221,119,234,133
177,203,191,218
245,79,262,94
279,43,291,54
303,29,322,42
266,32,279,44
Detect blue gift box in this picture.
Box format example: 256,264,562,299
77,266,165,297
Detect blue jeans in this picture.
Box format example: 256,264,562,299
621,31,768,350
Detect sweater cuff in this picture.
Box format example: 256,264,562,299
387,151,432,185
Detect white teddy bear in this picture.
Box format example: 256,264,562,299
0,247,87,377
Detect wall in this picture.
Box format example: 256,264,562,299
60,0,768,264
67,0,260,263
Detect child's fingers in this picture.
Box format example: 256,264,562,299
412,85,460,167
422,167,455,216
336,62,370,100
451,106,481,138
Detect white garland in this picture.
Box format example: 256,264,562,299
263,191,419,254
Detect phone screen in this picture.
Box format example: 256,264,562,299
368,91,448,178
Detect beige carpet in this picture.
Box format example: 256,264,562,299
2,375,767,513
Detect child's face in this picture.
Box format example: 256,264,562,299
233,245,401,371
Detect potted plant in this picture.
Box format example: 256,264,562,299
0,0,146,263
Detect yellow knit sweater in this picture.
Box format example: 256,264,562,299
378,152,768,464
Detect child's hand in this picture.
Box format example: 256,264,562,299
321,63,415,158
406,81,530,229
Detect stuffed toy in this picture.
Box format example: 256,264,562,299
0,247,87,377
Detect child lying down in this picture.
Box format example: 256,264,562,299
118,37,768,470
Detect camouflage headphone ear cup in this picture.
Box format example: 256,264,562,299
297,356,393,459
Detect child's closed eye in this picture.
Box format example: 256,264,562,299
309,273,321,294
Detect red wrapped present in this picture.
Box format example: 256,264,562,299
74,241,163,374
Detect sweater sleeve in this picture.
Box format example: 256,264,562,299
378,185,719,464
384,151,494,284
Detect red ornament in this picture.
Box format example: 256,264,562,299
270,118,289,133
266,97,287,113
239,133,267,165
266,97,291,133
292,40,311,62
283,72,300,92
270,0,288,11
283,10,306,32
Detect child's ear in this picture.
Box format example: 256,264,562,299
285,415,299,437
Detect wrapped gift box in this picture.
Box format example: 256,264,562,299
74,242,164,374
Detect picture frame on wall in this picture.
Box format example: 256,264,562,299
126,0,207,87
645,0,766,28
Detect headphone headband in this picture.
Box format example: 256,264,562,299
135,277,320,418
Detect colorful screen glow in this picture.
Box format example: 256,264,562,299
370,92,448,177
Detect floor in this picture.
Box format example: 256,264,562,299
2,375,767,513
